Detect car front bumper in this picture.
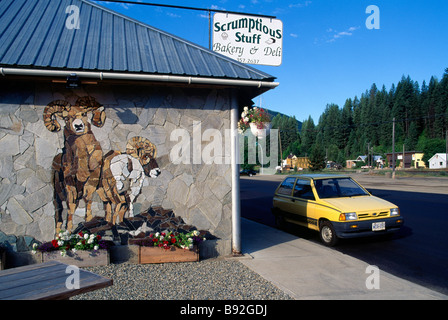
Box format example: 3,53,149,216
332,216,404,239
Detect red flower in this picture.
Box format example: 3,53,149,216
78,232,84,238
171,238,176,244
51,240,59,248
96,235,102,240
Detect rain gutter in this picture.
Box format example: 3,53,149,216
0,67,279,89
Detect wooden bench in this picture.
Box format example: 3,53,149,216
0,260,112,300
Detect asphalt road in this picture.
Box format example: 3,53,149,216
240,176,448,296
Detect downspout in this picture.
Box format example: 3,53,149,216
230,89,241,255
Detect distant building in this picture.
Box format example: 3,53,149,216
386,151,426,169
284,154,310,170
346,155,383,169
428,153,447,169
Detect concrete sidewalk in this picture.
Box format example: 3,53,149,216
239,218,448,300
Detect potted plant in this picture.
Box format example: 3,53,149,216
238,106,271,138
130,230,205,264
32,230,112,267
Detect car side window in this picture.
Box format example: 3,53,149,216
277,177,296,196
293,179,315,200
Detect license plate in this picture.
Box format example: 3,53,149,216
372,221,385,231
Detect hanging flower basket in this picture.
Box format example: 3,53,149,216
249,122,271,139
238,106,271,137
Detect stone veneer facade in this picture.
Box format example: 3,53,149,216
0,80,233,253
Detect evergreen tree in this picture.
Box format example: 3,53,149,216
309,143,326,171
300,116,316,156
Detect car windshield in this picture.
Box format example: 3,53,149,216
313,178,369,199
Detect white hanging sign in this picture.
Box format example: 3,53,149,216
212,13,283,66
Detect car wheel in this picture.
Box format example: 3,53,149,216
274,212,287,230
319,221,338,246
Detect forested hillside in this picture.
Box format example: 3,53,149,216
273,68,448,166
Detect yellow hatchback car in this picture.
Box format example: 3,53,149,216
272,174,404,246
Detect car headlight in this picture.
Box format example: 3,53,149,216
339,212,358,221
390,208,400,216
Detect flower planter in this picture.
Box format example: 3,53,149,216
250,122,271,139
41,249,109,268
138,246,199,264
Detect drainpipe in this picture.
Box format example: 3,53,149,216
230,89,241,255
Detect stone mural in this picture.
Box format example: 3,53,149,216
0,83,232,253
45,97,161,234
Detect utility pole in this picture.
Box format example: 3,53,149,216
403,144,405,169
367,142,370,168
446,129,448,169
278,129,283,170
392,117,396,179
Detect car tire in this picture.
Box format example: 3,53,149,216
319,221,338,246
274,211,287,230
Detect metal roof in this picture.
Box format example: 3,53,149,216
0,0,275,82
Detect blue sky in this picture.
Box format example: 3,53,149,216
95,0,448,123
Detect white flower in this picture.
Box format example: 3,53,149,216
192,230,199,236
72,248,77,253
58,240,64,246
94,245,99,251
84,233,89,239
244,106,249,111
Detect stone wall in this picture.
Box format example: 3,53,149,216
0,80,232,254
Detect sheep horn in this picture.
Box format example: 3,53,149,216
75,96,106,127
43,100,71,132
126,136,157,165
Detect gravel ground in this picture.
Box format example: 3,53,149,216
72,259,293,300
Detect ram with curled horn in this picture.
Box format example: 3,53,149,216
97,136,161,226
45,96,105,234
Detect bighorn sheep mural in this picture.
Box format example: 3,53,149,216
45,97,105,234
44,96,160,234
97,136,161,226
